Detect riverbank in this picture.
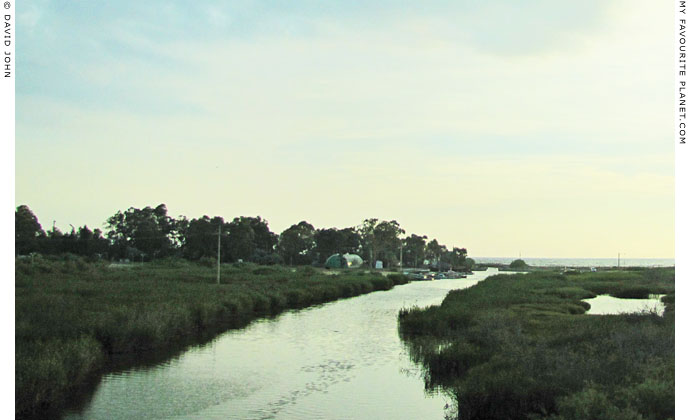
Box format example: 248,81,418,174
398,268,674,420
15,257,409,419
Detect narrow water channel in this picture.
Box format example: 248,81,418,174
63,268,502,420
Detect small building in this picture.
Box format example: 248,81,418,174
325,253,364,269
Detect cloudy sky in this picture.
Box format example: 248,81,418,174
15,0,673,258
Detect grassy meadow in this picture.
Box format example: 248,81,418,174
15,256,409,418
398,268,674,420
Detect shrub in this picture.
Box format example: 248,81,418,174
611,287,651,299
252,266,278,275
386,273,409,285
249,250,283,265
509,259,529,269
297,266,318,276
197,257,216,268
661,294,674,304
550,385,644,420
546,287,596,300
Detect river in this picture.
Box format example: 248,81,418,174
62,269,504,420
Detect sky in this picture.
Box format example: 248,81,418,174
15,0,674,258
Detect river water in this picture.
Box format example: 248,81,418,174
63,268,504,420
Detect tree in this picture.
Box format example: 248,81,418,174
105,204,177,260
358,218,379,268
358,219,405,268
15,205,45,255
179,215,227,261
509,259,529,270
446,247,468,270
246,216,278,254
313,227,363,263
314,228,343,263
59,226,79,255
339,227,362,255
226,216,279,263
403,234,427,268
227,217,256,261
278,221,316,265
75,225,93,256
43,224,64,255
172,216,189,250
425,239,447,269
90,228,110,257
373,220,405,268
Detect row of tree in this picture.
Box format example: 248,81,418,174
15,204,471,269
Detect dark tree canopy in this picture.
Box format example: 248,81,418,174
357,218,378,268
312,227,363,263
425,239,445,261
339,227,362,255
179,215,226,261
358,219,405,268
223,216,279,262
314,228,341,263
105,204,178,260
446,247,468,269
278,221,316,265
15,205,45,255
14,204,470,267
509,259,529,269
403,234,427,268
373,220,405,267
246,216,278,253
227,217,256,262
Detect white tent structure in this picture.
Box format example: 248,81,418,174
342,253,364,268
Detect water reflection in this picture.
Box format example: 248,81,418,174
63,269,501,420
583,294,665,316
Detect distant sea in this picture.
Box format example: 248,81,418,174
473,257,674,268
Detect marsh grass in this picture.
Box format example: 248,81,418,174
398,268,674,420
15,257,407,418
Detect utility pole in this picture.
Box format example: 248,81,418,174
217,223,221,285
400,240,403,272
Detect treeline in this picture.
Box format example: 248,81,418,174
15,204,472,270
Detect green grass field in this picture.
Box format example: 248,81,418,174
15,256,408,418
398,268,674,420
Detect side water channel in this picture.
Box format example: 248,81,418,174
63,268,503,420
